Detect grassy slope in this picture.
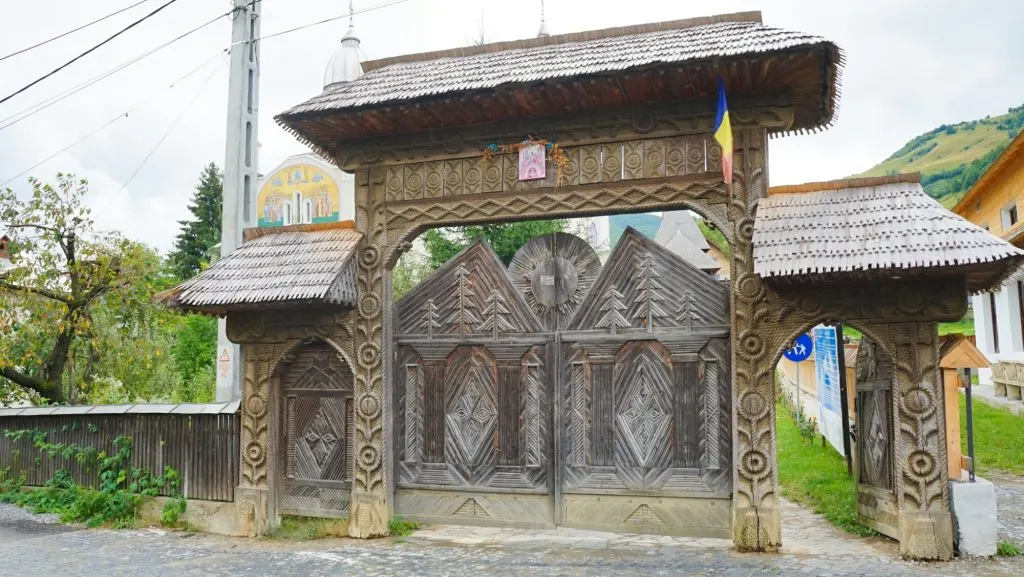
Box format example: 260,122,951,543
854,104,1023,207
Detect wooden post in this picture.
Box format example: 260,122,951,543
943,367,963,481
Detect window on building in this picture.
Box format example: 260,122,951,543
1002,202,1019,231
283,202,292,226
990,291,1001,353
302,199,312,224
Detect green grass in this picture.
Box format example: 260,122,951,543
388,516,420,537
265,515,349,540
960,394,1024,476
998,540,1023,556
776,402,877,537
696,218,729,256
939,316,975,336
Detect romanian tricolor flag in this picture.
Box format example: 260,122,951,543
713,78,733,185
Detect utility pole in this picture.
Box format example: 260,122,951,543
216,0,261,402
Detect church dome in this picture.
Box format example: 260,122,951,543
324,23,363,89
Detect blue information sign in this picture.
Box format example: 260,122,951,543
783,333,813,363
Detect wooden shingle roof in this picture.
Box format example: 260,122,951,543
157,223,362,315
752,175,1024,292
277,12,843,152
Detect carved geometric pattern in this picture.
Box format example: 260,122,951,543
478,289,516,338
405,364,422,462
303,407,339,467
569,361,589,467
624,504,665,526
702,359,721,470
632,252,671,332
448,375,497,462
452,497,491,518
614,343,674,476
522,361,542,468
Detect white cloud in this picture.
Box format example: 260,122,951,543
1,0,1022,251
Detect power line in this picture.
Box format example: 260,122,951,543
0,0,182,106
1,53,226,188
0,8,233,132
117,58,225,194
0,0,156,62
248,0,411,45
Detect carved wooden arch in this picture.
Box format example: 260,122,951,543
376,177,733,269
269,336,356,382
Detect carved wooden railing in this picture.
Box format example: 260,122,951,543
992,361,1024,401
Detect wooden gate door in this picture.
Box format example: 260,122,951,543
277,340,354,518
853,337,899,539
392,241,552,527
559,228,732,537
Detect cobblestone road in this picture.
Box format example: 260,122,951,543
2,503,1023,577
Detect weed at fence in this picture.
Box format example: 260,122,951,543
0,430,180,528
389,516,420,537
997,540,1022,557
161,497,188,527
265,515,349,540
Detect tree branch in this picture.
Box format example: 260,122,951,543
0,279,72,304
0,366,62,403
7,223,61,235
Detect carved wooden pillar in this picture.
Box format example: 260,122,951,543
349,167,390,538
235,343,278,536
728,127,781,551
890,321,953,560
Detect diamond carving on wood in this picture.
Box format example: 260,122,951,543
303,407,339,467
618,365,671,467
450,378,496,461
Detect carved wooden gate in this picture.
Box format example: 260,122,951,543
393,229,731,536
853,337,899,538
277,340,354,518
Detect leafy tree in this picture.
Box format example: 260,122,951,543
392,251,432,301
421,219,567,269
168,163,223,280
0,174,170,404
170,313,217,403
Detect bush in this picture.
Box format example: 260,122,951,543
161,497,188,527
388,516,419,537
0,431,180,529
997,540,1022,557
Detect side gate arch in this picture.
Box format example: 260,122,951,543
392,228,732,537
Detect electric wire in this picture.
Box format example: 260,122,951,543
117,57,225,194
0,7,234,132
0,0,182,106
0,0,156,62
1,52,226,187
247,0,410,45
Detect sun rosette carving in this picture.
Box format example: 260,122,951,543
357,393,382,420
358,342,382,370
907,449,937,479
740,449,770,481
901,387,936,418
737,391,770,422
507,232,602,330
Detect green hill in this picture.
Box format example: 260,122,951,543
856,104,1024,208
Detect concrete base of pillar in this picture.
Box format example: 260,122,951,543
950,475,998,557
732,505,781,552
235,487,271,537
898,510,954,560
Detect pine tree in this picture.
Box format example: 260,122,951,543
595,286,630,334
676,290,701,332
445,264,481,337
632,252,671,332
478,289,516,339
169,163,223,280
422,298,442,339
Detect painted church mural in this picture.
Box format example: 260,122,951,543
256,163,341,227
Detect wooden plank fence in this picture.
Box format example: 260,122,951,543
0,403,239,502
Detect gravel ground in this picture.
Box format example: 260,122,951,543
2,503,1024,577
990,473,1024,546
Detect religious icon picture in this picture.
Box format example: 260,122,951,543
518,142,546,181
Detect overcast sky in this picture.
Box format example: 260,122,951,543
0,0,1021,253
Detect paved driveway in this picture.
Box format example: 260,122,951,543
2,504,1023,577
